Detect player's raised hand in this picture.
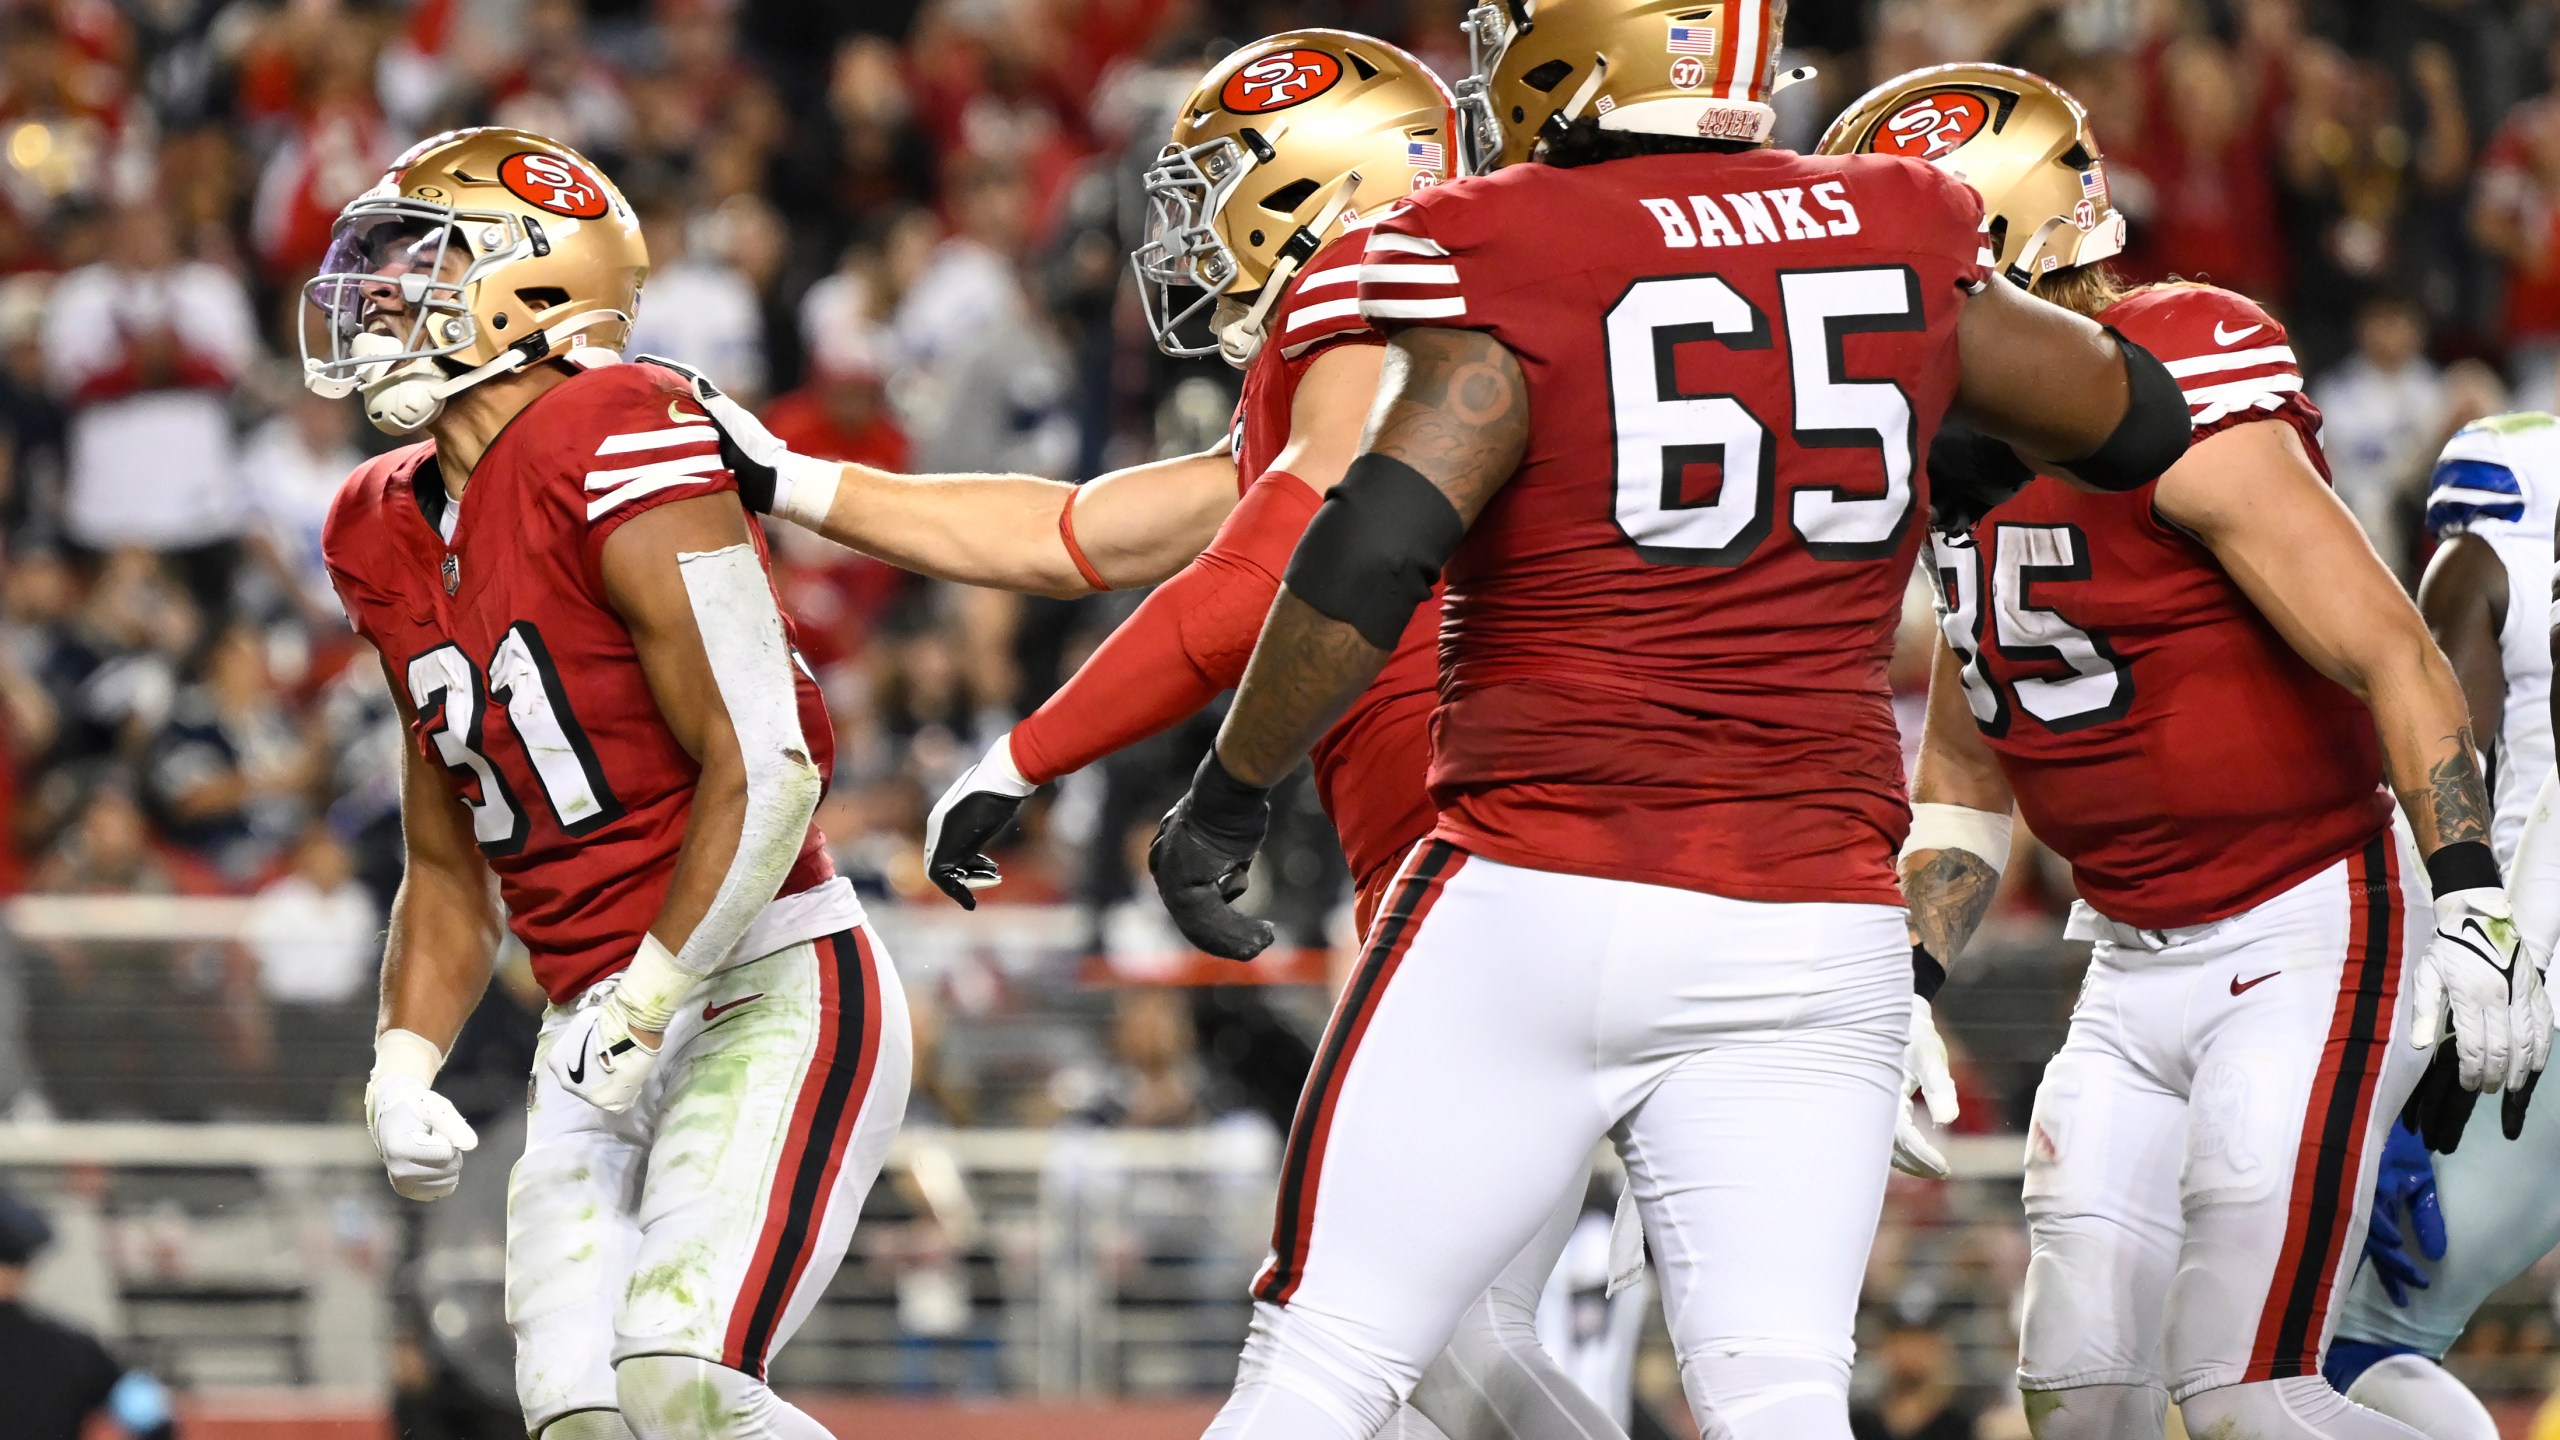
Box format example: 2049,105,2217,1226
2412,886,2551,1097
549,978,662,1114
925,733,1041,909
365,1030,477,1202
1149,751,1277,961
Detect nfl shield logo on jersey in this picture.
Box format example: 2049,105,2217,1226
442,553,461,594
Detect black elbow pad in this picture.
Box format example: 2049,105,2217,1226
2063,331,2192,492
1284,454,1465,650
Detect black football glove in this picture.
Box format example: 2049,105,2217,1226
634,354,778,515
923,735,1041,910
2400,1043,2539,1152
1149,750,1277,961
1927,418,2036,537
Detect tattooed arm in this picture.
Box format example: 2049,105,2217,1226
1213,328,1532,786
1905,640,2018,966
2155,419,2490,856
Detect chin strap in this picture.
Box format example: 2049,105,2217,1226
361,310,631,434
1215,176,1363,367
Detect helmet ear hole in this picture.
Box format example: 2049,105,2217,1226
1259,179,1321,214
1520,59,1573,93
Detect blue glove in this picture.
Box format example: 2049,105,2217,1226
2361,1119,2448,1307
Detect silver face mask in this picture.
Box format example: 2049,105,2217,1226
299,200,535,405
1456,1,1524,175
1129,136,1259,362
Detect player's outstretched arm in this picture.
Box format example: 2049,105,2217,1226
2160,419,2552,1117
924,349,1385,905
1949,277,2191,492
638,354,1240,596
368,684,505,1200
1148,328,1528,960
2418,533,2511,780
549,492,823,1112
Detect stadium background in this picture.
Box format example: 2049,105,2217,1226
0,0,2554,1435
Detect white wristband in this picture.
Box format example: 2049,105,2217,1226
373,1028,445,1087
769,454,843,531
1901,802,2015,867
615,933,697,1032
982,732,1037,797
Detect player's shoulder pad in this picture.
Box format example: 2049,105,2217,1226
534,359,729,527
2429,411,2560,540
2101,283,2301,430
1275,225,1383,360
321,441,435,566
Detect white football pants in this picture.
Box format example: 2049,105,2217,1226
1203,840,1908,1440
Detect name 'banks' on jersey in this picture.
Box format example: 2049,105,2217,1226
1357,149,1993,905
1231,223,1442,887
1930,284,2392,929
324,362,840,1002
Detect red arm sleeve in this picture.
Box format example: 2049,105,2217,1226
1009,470,1324,785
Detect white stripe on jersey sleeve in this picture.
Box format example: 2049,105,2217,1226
584,451,727,520
2163,345,2298,379
1366,233,1451,257
594,424,720,455
1362,297,1470,320
2181,372,2304,409
1293,266,1359,293
1358,263,1461,286
1286,297,1366,332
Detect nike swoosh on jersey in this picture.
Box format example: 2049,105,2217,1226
703,992,764,1023
669,399,706,426
2230,971,2281,995
2213,321,2264,345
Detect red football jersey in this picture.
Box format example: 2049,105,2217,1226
1233,226,1442,890
1930,284,2389,928
324,362,840,1002
1357,149,1993,905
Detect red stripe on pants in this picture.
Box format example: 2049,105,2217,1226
2244,837,2402,1380
1254,840,1466,1306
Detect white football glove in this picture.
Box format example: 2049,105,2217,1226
2413,886,2553,1093
549,976,664,1114
1892,995,1961,1180
365,1030,477,1202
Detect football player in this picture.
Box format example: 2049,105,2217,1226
1836,67,2549,1440
1144,5,2202,1437
2323,414,2560,1440
663,31,1647,1440
310,130,908,1440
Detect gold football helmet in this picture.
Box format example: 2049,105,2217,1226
1132,29,1457,365
300,127,647,433
1458,0,1791,173
1817,64,2125,286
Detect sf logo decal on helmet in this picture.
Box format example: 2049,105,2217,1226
1881,92,1990,161
1221,49,1344,113
501,152,610,219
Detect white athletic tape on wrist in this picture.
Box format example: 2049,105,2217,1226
673,544,822,976
373,1028,445,1088
1900,803,2015,867
615,933,693,1032
769,454,842,531
983,732,1037,797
